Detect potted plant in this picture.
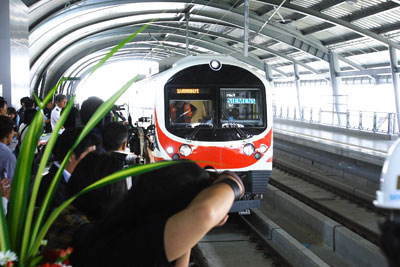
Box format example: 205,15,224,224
0,18,174,267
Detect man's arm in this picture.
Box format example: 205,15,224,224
164,174,243,262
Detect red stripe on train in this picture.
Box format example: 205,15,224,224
154,110,272,169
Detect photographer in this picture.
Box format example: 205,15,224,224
101,121,138,165
127,117,156,165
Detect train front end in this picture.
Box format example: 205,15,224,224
153,56,273,211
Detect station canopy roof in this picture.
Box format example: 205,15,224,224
22,0,400,94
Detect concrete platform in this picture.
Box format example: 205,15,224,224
273,118,398,166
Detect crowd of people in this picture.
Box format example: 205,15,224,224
0,94,245,266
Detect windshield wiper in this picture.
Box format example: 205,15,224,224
172,110,191,124
222,111,252,139
186,111,215,140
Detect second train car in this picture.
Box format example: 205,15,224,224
129,55,273,211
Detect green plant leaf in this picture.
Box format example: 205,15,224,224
7,110,43,252
7,16,159,266
42,78,67,107
29,255,43,267
29,161,177,257
20,96,76,263
28,74,139,257
89,18,157,76
0,197,10,251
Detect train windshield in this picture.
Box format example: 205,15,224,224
220,88,263,127
169,98,214,127
164,64,266,141
166,87,266,141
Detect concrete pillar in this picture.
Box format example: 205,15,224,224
244,0,249,57
328,51,343,125
293,63,302,114
0,0,30,108
389,46,400,129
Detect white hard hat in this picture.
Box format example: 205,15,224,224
374,139,400,209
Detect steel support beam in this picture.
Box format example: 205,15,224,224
244,0,249,57
389,46,400,130
293,63,302,113
185,13,189,56
264,62,274,88
328,51,343,125
336,68,395,77
302,1,400,36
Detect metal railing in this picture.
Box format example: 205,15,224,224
273,105,398,135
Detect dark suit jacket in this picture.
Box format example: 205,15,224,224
36,163,68,210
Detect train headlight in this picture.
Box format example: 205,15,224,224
243,143,255,156
259,144,268,153
179,144,192,157
166,146,174,154
209,60,222,71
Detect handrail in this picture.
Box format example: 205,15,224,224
273,105,398,135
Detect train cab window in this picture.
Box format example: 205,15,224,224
169,99,214,127
220,88,264,128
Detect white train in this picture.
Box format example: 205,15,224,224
129,55,273,209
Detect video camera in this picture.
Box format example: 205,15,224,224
110,151,138,166
111,104,127,122
127,117,156,164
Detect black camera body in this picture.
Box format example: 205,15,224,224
127,118,156,164
110,151,139,166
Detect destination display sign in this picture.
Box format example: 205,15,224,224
227,98,256,104
176,88,200,94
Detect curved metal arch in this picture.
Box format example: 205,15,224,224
29,0,386,69
31,0,367,73
29,1,323,59
62,42,202,83
30,23,221,91
29,1,390,95
34,14,309,93
38,29,267,95
158,22,322,75
30,9,330,91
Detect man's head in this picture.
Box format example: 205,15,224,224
20,97,34,110
0,116,14,145
175,101,185,108
0,98,7,116
54,127,98,172
55,94,67,109
22,108,37,125
231,108,239,119
80,96,104,126
101,122,128,153
60,106,79,129
46,101,53,109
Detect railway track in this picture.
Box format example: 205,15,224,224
272,159,384,245
194,150,389,267
192,213,315,267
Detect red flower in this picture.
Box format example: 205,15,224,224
59,250,67,258
66,247,73,255
7,261,13,267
